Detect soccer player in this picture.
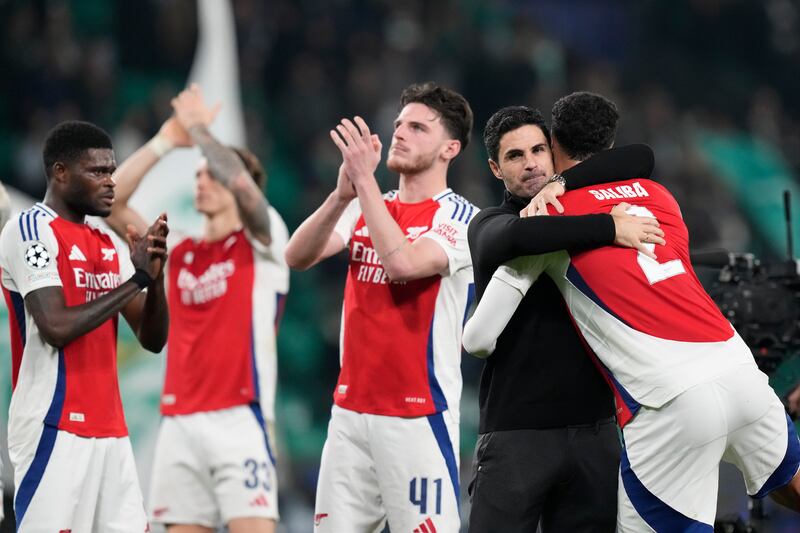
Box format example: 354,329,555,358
285,82,476,532
463,92,800,531
107,84,289,533
0,120,169,531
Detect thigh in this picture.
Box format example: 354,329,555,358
207,404,280,525
722,367,800,498
469,428,565,533
314,405,386,533
619,386,725,531
14,428,99,532
541,420,620,533
95,437,148,532
148,415,218,528
371,411,461,533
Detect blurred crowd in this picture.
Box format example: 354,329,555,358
2,0,800,511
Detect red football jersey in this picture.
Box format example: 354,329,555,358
331,190,477,417
563,179,732,342
161,213,289,420
0,203,132,438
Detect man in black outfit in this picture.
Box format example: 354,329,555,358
467,105,660,532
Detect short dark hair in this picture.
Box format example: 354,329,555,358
399,82,473,151
483,106,549,162
42,121,113,178
230,146,267,190
550,92,619,161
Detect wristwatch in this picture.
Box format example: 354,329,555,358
547,173,566,188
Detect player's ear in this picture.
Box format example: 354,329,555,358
50,162,69,185
440,139,461,162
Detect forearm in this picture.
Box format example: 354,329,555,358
27,280,146,348
187,124,245,189
474,213,615,267
188,124,272,242
463,277,523,357
134,276,169,352
352,177,407,267
230,173,272,245
113,140,163,206
285,191,350,270
108,140,164,236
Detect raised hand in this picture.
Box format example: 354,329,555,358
128,213,169,280
171,83,222,132
610,202,665,260
329,116,382,188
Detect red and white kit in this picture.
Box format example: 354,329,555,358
0,202,147,532
148,206,289,527
476,179,800,531
314,189,476,533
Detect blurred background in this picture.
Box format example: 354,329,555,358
1,0,800,531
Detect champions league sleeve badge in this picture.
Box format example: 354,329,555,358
25,241,51,269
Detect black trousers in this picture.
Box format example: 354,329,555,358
468,418,620,533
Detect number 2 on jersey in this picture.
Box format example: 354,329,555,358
626,205,685,285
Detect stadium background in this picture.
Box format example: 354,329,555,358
1,0,800,530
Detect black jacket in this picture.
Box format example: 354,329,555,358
468,145,654,432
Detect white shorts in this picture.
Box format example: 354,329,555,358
618,364,800,531
10,425,147,532
148,404,279,526
314,405,461,533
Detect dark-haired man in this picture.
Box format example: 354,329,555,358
107,85,289,533
466,92,800,530
286,82,476,532
0,120,168,531
465,104,662,532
